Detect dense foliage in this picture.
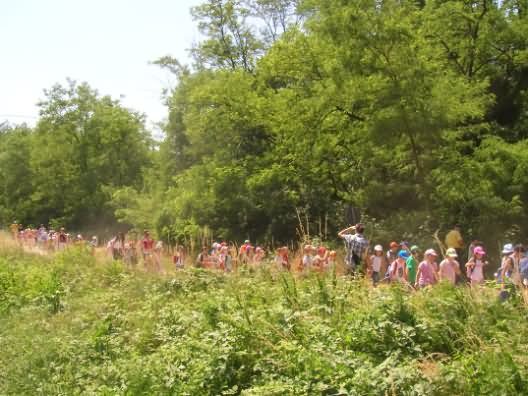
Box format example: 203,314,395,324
0,81,152,230
2,0,528,249
124,0,528,248
1,243,527,395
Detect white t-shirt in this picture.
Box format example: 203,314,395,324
38,228,48,242
391,260,405,280
370,255,382,272
302,254,313,268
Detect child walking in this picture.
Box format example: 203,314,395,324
369,245,385,286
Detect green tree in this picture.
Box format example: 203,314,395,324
114,0,528,247
31,80,151,228
191,0,263,72
0,124,33,225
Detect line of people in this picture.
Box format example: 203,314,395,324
107,233,340,274
109,235,272,272
10,221,528,292
367,244,464,288
107,230,164,272
338,223,528,291
10,222,97,252
196,241,339,273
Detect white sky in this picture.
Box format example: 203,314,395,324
0,0,202,130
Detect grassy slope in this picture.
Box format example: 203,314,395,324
1,242,527,395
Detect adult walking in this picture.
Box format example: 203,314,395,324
141,230,155,270
445,224,464,262
111,232,125,260
57,228,68,251
338,223,369,275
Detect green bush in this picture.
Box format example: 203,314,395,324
1,246,527,395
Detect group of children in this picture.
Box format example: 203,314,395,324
10,223,97,252
107,230,164,272
364,240,528,290
192,241,341,273
10,221,528,292
337,223,528,291
298,245,338,272
367,242,466,288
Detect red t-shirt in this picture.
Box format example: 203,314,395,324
240,244,249,255
142,238,154,251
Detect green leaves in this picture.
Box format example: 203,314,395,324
0,80,151,228
191,0,263,72
2,0,527,249
141,0,528,246
4,244,528,395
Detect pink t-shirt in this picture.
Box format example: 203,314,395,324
439,259,458,284
470,259,485,282
418,261,436,286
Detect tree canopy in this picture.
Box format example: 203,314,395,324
2,0,528,248
1,80,152,230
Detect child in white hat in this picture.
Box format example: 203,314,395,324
369,245,386,287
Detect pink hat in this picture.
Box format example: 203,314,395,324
473,246,486,256
425,249,438,257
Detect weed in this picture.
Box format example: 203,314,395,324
1,245,527,395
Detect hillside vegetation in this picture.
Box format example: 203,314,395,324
1,241,527,395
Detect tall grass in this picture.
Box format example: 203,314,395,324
1,243,527,395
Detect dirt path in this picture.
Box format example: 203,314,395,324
0,232,49,256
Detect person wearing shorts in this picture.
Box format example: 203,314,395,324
57,228,68,251
141,230,154,268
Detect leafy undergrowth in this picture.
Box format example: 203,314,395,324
1,246,527,395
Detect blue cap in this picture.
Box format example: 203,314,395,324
398,250,410,259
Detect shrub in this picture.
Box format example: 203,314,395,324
1,245,527,395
